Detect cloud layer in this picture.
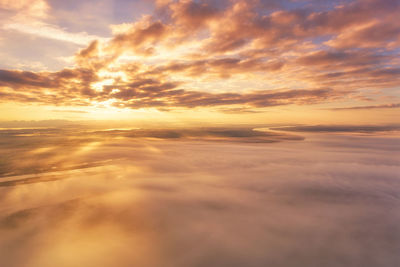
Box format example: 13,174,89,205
0,130,399,266
0,0,399,111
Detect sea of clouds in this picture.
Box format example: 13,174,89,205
0,127,399,267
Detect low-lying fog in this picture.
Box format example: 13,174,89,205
0,127,399,267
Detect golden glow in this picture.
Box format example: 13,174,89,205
0,0,398,124
91,79,114,92
1,1,400,266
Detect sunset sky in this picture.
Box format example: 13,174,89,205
0,0,399,124
1,2,400,267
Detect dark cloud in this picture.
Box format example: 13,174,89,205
169,0,221,30
111,87,340,109
77,40,99,59
0,67,341,108
0,69,55,88
109,19,168,55
147,57,285,78
296,50,384,67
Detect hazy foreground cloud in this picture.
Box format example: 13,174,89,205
0,128,399,267
271,124,400,133
0,0,399,111
0,126,303,178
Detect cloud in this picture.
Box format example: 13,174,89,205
0,131,399,266
111,87,340,109
0,0,399,112
0,67,343,109
109,16,168,55
329,103,400,110
0,69,55,88
325,21,400,49
296,50,383,67
51,109,89,114
271,124,400,133
0,126,304,178
169,0,220,31
0,0,49,19
0,0,105,45
218,107,262,114
2,22,105,46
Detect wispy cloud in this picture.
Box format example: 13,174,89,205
0,0,105,45
329,103,400,110
2,22,106,45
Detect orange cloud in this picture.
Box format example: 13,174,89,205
0,0,399,112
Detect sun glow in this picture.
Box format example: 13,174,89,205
91,79,115,92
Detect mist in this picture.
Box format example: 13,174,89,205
0,127,399,267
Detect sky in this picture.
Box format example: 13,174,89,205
1,2,400,265
0,0,399,124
